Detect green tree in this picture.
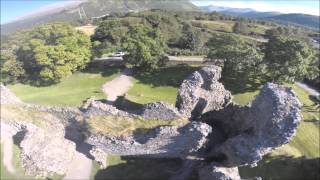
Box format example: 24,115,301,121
0,50,25,84
232,21,249,35
122,26,167,72
264,36,318,83
207,34,264,79
179,23,201,51
17,23,92,85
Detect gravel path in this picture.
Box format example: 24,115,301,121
1,137,15,174
102,69,133,102
64,143,93,180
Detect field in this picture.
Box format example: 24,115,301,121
75,25,97,36
126,65,200,105
9,67,120,107
191,20,270,36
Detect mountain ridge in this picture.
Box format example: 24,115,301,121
1,0,199,34
199,5,319,29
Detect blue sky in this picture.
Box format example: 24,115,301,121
1,0,78,24
1,0,319,24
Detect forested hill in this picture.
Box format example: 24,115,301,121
200,5,319,29
1,0,199,34
264,14,320,29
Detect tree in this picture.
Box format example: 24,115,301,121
17,23,92,85
122,25,167,72
178,23,201,51
264,36,319,83
206,34,264,79
232,21,249,35
0,50,25,84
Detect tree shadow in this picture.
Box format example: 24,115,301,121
64,117,94,160
83,64,124,77
12,130,27,147
221,75,262,94
304,119,320,126
309,95,320,105
94,156,182,180
133,65,200,88
239,155,320,180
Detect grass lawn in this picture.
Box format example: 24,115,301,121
9,67,121,107
127,65,200,105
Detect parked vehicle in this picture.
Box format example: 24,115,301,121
111,52,125,57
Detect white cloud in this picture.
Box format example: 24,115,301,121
207,1,319,16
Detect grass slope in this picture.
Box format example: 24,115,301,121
127,65,200,105
9,68,120,107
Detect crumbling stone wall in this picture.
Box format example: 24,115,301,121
0,66,301,179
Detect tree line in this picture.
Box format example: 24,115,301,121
1,10,318,86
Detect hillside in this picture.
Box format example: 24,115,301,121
199,5,319,29
265,13,320,29
0,0,199,34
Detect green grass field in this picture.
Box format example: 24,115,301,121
127,66,200,105
9,67,121,107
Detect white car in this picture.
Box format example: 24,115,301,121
111,52,125,57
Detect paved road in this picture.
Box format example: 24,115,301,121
102,68,133,103
94,56,205,62
296,82,319,97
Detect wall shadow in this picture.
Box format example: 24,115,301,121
239,155,320,180
114,96,144,113
94,156,182,180
221,75,262,94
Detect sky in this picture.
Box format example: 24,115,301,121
1,0,319,24
191,0,320,16
1,0,80,24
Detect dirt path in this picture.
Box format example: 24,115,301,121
64,143,93,180
102,69,133,102
1,137,15,174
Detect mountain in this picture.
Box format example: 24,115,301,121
265,13,320,29
199,5,319,29
1,0,199,34
199,5,279,18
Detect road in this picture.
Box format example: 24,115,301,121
94,56,205,62
296,82,320,97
